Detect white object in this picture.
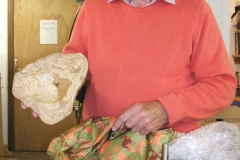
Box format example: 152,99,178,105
40,20,58,44
169,122,240,160
12,53,88,125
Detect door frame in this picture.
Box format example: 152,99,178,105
8,0,14,150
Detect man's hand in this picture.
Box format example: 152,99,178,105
112,100,168,135
21,102,39,118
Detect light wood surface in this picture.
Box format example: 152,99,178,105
201,106,240,127
232,54,240,64
234,96,240,102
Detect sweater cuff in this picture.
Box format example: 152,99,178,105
158,93,184,126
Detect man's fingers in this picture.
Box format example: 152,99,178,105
112,104,140,131
131,117,147,132
32,112,39,118
112,113,129,131
21,102,39,118
21,102,28,110
125,113,143,129
112,100,168,135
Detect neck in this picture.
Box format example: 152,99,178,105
130,0,151,7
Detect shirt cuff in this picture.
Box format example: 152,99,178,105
158,93,185,126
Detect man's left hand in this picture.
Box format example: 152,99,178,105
112,100,168,135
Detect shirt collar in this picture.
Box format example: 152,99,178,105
107,0,176,5
164,0,175,5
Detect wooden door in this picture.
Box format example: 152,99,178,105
13,0,79,151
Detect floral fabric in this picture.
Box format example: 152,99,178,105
47,117,177,160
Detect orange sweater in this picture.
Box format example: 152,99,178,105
63,0,236,132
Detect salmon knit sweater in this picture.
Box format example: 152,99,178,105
63,0,236,132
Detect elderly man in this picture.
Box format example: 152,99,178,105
23,0,236,135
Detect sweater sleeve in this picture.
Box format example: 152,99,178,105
62,2,88,57
158,2,237,127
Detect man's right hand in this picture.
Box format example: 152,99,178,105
21,102,39,118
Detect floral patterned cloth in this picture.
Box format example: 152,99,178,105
47,117,177,160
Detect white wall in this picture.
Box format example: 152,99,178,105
207,0,240,71
206,0,228,32
206,1,231,57
0,0,8,144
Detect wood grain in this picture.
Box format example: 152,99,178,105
13,0,79,151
